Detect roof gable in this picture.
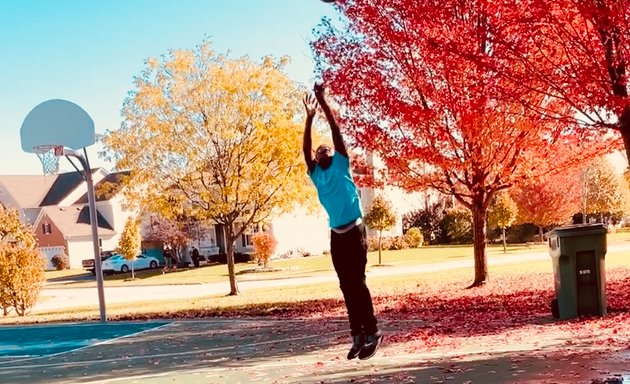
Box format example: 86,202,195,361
22,208,43,226
77,206,114,230
41,205,115,237
39,172,86,206
75,170,131,204
0,175,58,208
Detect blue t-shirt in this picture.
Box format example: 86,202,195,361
309,152,363,228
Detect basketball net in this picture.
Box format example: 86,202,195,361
33,145,63,175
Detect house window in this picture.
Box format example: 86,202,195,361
42,223,52,234
241,224,260,247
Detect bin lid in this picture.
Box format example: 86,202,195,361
549,223,607,238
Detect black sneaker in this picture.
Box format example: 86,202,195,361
347,334,365,360
358,330,383,360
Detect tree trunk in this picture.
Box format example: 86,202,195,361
619,107,630,168
501,227,507,254
580,169,588,224
538,226,544,242
469,203,488,288
378,230,382,265
226,223,240,296
131,261,135,280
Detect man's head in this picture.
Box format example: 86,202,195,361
315,144,333,169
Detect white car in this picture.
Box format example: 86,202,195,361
101,254,160,274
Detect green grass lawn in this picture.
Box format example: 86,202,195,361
45,243,548,288
48,243,539,288
16,246,629,325
45,231,630,288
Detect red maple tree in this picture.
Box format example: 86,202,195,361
489,0,629,164
143,215,205,260
312,0,614,286
511,169,583,241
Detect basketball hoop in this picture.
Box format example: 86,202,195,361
20,99,106,322
33,145,63,175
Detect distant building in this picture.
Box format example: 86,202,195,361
0,169,134,269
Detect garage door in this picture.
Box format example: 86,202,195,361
39,246,66,271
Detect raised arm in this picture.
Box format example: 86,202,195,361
313,83,348,158
302,93,318,172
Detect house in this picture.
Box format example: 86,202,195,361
354,152,415,239
179,206,330,261
0,169,134,270
214,152,415,259
1,159,416,270
190,155,413,261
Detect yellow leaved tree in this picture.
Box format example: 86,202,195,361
0,205,45,316
101,40,316,295
118,217,141,279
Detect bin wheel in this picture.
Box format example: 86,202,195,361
551,299,559,319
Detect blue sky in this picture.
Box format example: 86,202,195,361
0,0,336,175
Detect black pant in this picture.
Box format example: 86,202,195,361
330,223,378,336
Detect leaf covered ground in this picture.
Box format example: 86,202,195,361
116,266,630,359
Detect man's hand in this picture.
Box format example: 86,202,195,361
312,82,347,158
313,82,326,102
303,93,318,118
303,93,317,172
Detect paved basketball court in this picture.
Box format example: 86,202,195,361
0,319,629,384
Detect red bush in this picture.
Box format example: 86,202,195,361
252,232,277,268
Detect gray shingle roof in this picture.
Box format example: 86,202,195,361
75,170,131,204
0,169,121,238
0,175,58,208
42,205,115,237
39,171,88,206
22,207,42,225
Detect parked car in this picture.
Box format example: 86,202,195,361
81,251,116,274
101,254,160,274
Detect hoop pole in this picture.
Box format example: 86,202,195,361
61,148,107,322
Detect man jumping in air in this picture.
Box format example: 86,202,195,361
302,83,383,360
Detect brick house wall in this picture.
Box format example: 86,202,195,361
33,213,67,249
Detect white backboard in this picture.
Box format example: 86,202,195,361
20,99,95,152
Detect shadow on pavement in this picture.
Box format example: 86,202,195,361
45,273,94,284
0,319,627,384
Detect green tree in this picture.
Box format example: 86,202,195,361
403,227,423,248
101,40,315,295
118,217,141,279
487,191,518,253
0,206,45,316
582,157,628,223
441,208,473,244
402,198,448,245
364,195,397,265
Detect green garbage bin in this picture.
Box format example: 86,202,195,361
548,223,607,320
